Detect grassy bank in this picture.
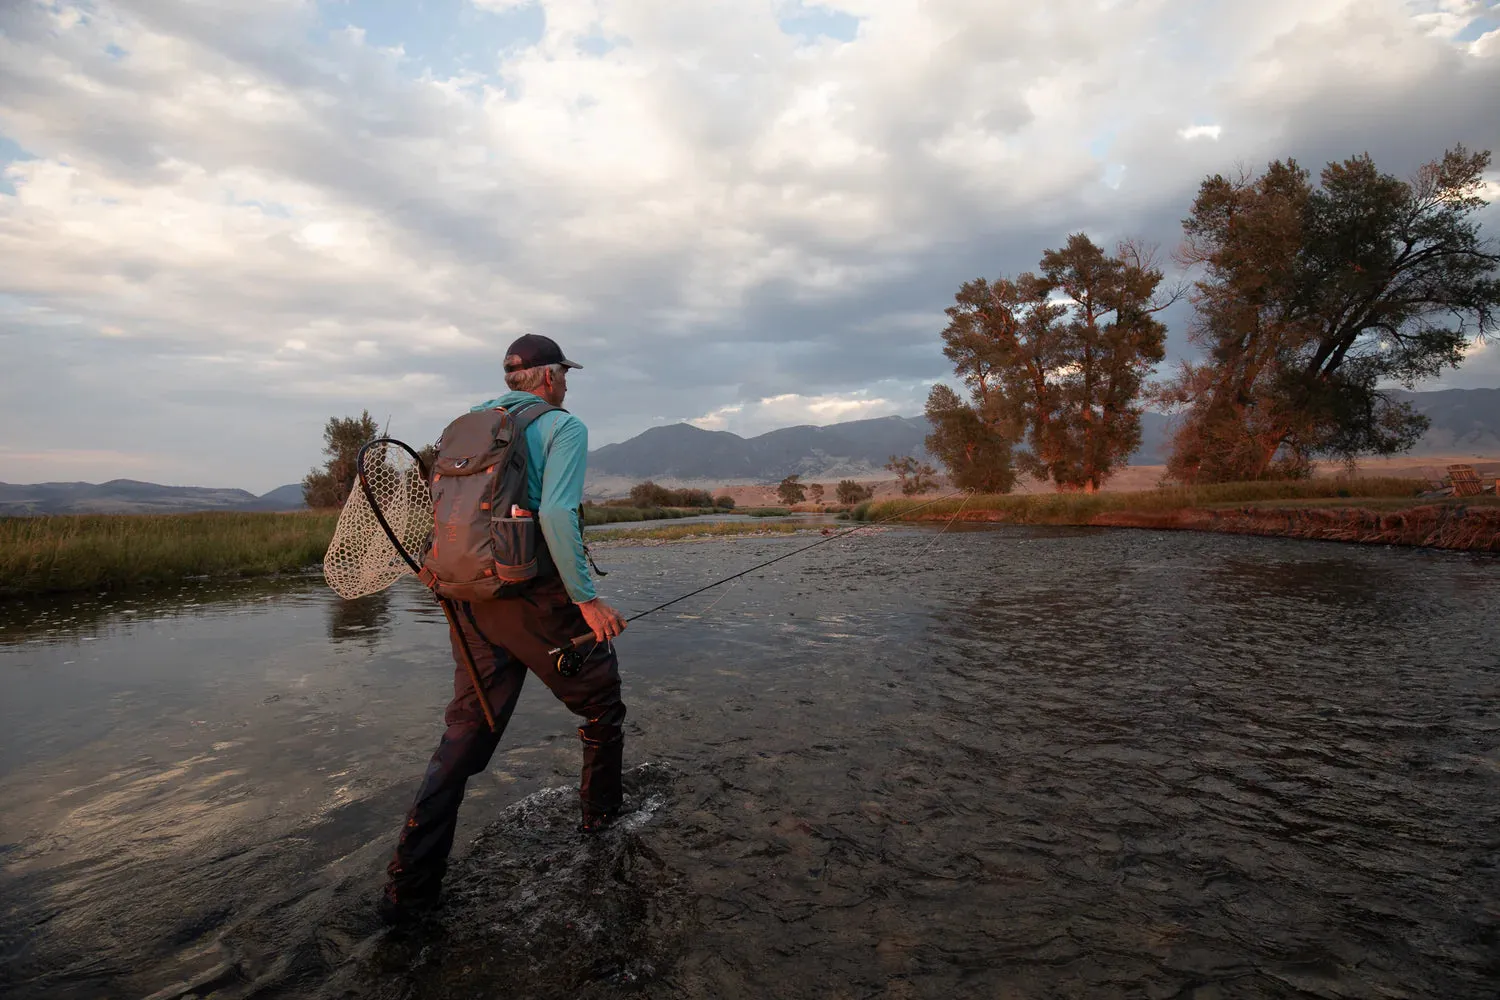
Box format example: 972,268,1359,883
742,507,791,517
852,478,1431,523
586,522,806,544
1,511,339,597
0,504,731,598
581,505,714,525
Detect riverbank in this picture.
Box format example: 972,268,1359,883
0,505,716,597
854,479,1500,553
1090,501,1500,551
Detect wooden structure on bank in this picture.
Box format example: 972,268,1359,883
1446,464,1487,497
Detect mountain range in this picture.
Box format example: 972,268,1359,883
3,388,1496,513
585,387,1500,487
587,414,933,483
0,480,305,517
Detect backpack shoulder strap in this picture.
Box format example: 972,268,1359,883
504,400,564,436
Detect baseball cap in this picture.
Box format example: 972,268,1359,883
503,334,583,373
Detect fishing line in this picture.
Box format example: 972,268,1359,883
548,489,972,670
910,489,973,562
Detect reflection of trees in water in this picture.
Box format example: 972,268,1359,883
327,589,392,646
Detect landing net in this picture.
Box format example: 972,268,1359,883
323,439,433,600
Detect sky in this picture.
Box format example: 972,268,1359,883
2,0,1499,493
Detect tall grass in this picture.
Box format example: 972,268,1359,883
581,505,712,525
0,511,339,597
852,478,1429,523
741,507,792,517
0,505,729,597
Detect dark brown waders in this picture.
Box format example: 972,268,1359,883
384,577,625,902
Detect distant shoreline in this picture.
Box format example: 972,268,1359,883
6,483,1494,600
867,489,1500,554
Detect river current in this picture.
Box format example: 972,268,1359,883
1,525,1496,998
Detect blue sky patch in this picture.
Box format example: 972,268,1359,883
0,134,34,196
778,2,860,43
317,0,545,78
1452,11,1499,43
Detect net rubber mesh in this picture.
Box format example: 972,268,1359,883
323,441,434,600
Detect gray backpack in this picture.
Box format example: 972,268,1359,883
418,400,560,602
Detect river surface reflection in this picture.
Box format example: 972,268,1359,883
0,526,1497,998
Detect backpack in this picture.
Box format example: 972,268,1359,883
417,400,561,602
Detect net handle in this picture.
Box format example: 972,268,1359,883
356,436,428,575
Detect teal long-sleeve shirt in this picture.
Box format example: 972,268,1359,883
469,390,596,604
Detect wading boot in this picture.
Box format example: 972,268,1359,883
577,726,623,836
577,807,617,835
376,881,443,926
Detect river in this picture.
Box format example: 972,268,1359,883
1,525,1496,998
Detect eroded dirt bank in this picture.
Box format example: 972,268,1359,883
917,503,1500,552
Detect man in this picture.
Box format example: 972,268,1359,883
379,333,629,925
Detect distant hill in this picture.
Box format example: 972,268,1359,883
1394,386,1500,454
0,480,306,516
587,414,933,484
237,483,307,511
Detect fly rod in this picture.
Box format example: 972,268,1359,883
547,489,970,673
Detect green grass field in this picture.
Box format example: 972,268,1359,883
0,504,722,597
0,510,341,597
581,505,712,525
852,478,1432,523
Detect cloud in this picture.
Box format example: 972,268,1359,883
0,0,1496,490
686,385,920,437
1178,125,1222,141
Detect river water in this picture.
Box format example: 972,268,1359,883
1,525,1497,999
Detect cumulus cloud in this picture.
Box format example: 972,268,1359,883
688,386,913,436
0,0,1497,489
1178,125,1223,141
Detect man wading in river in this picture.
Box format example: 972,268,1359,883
379,334,629,925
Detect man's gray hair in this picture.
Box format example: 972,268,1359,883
504,359,567,392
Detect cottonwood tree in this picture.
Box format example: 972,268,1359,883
777,475,807,505
807,483,826,504
933,234,1171,493
885,455,939,495
302,411,381,509
1157,145,1500,482
924,384,1016,493
835,479,873,504
629,480,673,507
1038,235,1172,491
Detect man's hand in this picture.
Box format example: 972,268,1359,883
578,597,627,643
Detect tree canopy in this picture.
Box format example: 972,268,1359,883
835,479,873,504
302,411,380,509
1158,145,1500,482
777,475,808,506
885,455,939,495
932,233,1171,492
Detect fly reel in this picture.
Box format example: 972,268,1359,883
553,645,588,678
